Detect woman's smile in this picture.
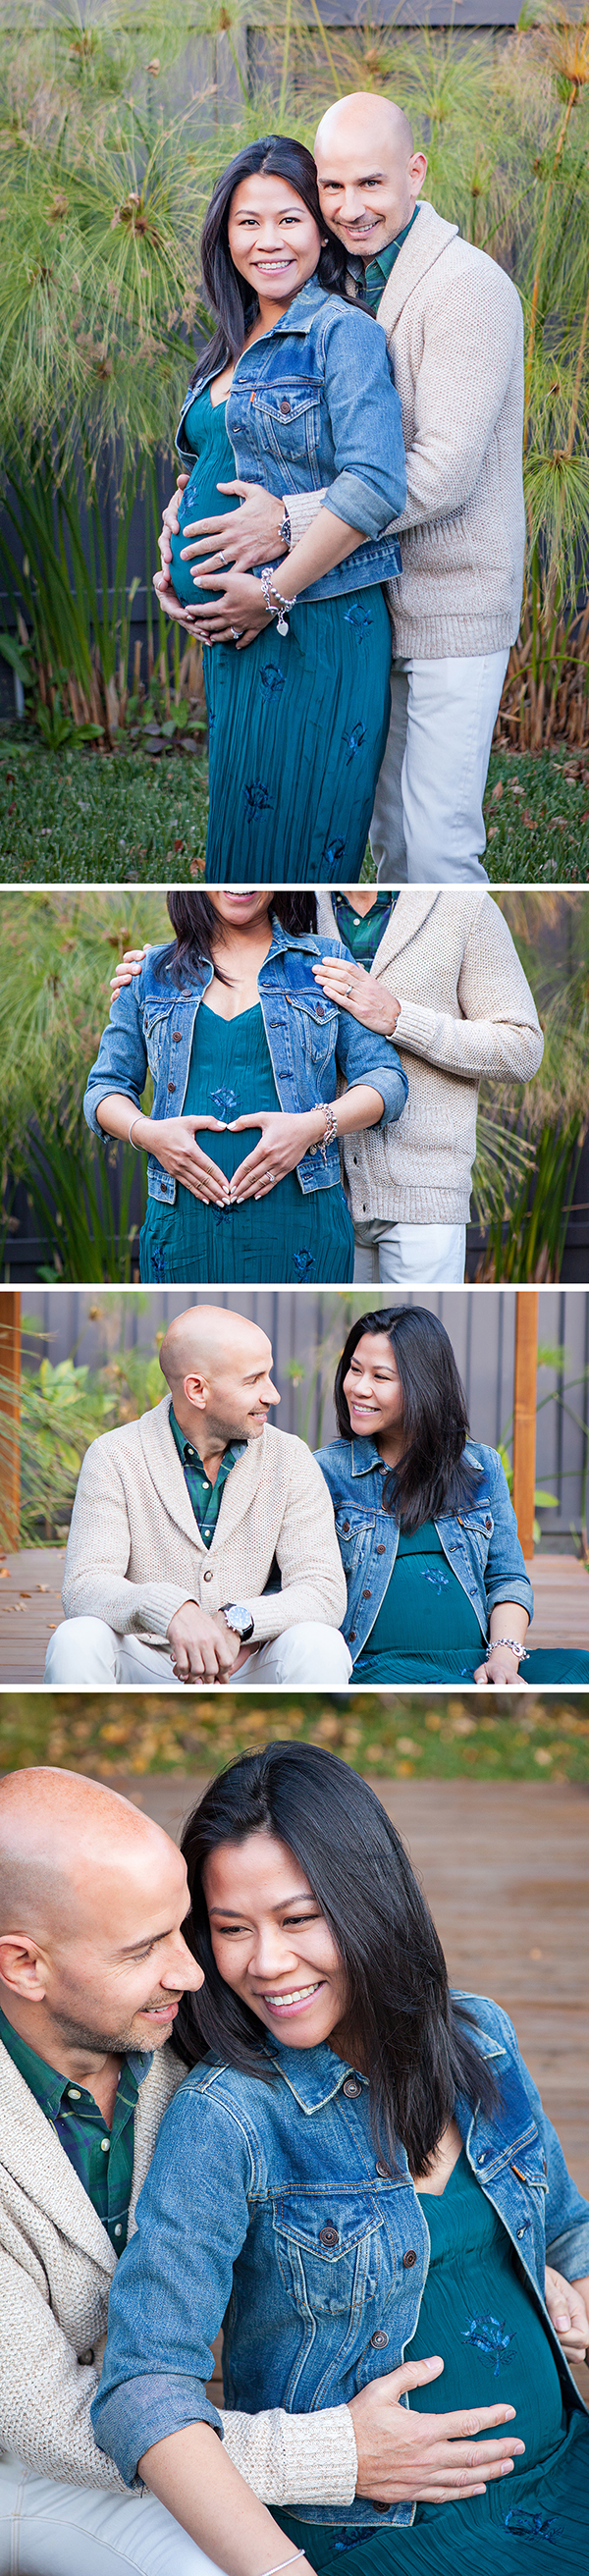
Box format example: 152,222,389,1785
256,1978,326,2018
203,1831,348,2049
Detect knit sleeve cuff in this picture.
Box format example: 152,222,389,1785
221,2403,358,2508
284,490,328,542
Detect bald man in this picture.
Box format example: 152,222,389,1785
44,1306,350,1689
0,1767,359,2572
160,92,523,886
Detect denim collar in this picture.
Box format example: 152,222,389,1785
265,2037,368,2113
242,273,329,341
347,1436,485,1483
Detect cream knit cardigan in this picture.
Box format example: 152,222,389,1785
0,2038,356,2502
317,891,543,1226
288,200,525,660
61,1400,347,1640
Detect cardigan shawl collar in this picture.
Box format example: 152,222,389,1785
137,1394,268,1556
376,198,459,339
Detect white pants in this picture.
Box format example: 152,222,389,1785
0,2459,225,2576
353,1218,466,1286
44,1618,352,1690
370,649,509,885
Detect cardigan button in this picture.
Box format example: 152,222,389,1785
203,1570,214,1583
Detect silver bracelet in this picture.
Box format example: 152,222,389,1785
484,1637,530,1662
260,2556,306,2576
319,1102,338,1164
128,1114,142,1149
260,565,298,634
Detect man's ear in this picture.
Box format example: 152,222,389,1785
183,1371,208,1414
0,1932,49,2003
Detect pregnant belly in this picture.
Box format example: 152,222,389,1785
169,455,241,608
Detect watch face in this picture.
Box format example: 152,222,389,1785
225,1605,254,1639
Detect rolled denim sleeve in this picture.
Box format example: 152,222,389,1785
483,1453,534,1624
333,952,408,1129
320,304,406,538
83,978,149,1140
91,2075,252,2486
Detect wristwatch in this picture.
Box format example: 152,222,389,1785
279,509,292,549
221,1603,255,1642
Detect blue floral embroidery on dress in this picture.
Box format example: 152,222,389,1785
213,1204,234,1227
322,838,346,870
421,1568,450,1594
294,1250,315,1280
243,779,274,820
344,603,373,641
210,1086,239,1118
260,664,285,696
343,720,366,766
461,2314,515,2376
148,1244,167,1283
505,2511,562,2546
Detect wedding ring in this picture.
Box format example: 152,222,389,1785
267,1171,276,1183
345,983,353,995
231,625,243,639
218,550,229,564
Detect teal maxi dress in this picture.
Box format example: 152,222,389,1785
349,1522,589,1686
273,2151,589,2576
138,1000,354,1285
168,385,392,882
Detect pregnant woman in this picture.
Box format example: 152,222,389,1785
83,890,407,1286
317,1305,589,1685
92,1744,589,2576
154,132,406,880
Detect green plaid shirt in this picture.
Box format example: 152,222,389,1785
333,890,399,968
0,2004,140,2254
169,1406,245,1545
347,205,420,312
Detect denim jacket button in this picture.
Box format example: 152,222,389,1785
168,1081,176,1094
319,2224,339,2247
402,2249,417,2267
343,2077,362,2098
376,2160,389,2179
370,2330,389,2348
375,1546,386,1555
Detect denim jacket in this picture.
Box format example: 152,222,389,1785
175,275,406,603
315,1440,534,1662
83,920,407,1207
92,1994,589,2521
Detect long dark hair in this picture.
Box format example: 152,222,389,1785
334,1306,479,1532
173,1744,498,2174
155,889,317,989
191,134,347,384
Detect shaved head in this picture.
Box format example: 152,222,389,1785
159,1304,278,1455
159,1303,270,1393
315,92,414,162
0,1767,203,2071
314,89,427,263
0,1766,172,1943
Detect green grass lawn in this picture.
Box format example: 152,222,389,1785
1,1690,588,1780
1,731,588,884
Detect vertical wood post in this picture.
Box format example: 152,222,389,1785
512,1291,539,1560
0,1291,21,1551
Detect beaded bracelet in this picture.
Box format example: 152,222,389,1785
484,1638,530,1662
319,1102,338,1164
260,565,298,634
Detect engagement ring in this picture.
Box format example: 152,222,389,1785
231,625,243,640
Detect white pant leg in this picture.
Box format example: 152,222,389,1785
234,1624,352,1689
44,1620,176,1688
0,2460,227,2576
368,658,408,883
353,1220,466,1285
373,650,509,886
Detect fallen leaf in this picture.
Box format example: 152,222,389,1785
490,778,504,803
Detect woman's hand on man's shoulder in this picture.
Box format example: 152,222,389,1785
110,948,147,999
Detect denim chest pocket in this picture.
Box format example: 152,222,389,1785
456,1509,494,1556
272,2194,383,2319
287,992,339,1076
248,388,323,472
335,1509,375,1579
142,1004,177,1082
